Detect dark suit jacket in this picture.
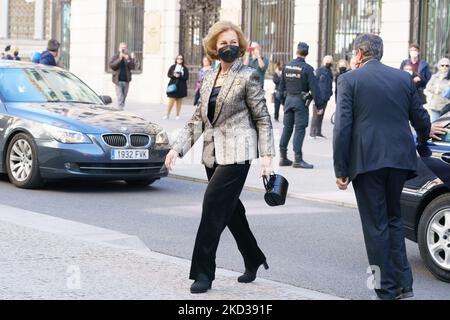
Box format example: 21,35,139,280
109,53,136,84
333,59,431,181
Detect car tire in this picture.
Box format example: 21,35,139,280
418,193,450,282
6,133,43,189
125,179,156,187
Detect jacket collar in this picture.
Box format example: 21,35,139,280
208,60,242,125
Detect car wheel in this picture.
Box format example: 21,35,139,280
418,193,450,282
6,133,43,189
125,179,156,187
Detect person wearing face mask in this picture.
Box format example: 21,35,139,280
424,58,450,122
334,59,349,103
400,44,431,104
277,41,325,168
333,34,444,300
164,21,275,294
310,55,334,139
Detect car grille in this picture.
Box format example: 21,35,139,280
103,134,127,147
102,134,151,147
130,134,150,147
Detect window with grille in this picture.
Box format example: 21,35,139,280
320,0,382,63
8,0,35,39
52,0,71,69
242,0,295,75
106,0,144,73
419,0,450,71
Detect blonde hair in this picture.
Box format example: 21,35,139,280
203,21,248,61
337,59,349,69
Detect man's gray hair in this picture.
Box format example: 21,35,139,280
353,34,384,61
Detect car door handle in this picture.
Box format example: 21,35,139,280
442,153,450,164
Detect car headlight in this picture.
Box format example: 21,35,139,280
43,124,92,144
156,130,169,144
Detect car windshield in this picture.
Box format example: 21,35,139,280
0,68,103,105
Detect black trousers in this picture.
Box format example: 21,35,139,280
189,163,266,281
352,168,413,300
280,96,309,158
310,102,327,137
274,97,281,120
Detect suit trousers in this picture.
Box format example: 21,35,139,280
189,163,266,281
279,97,309,158
352,168,413,299
115,81,130,108
310,102,327,137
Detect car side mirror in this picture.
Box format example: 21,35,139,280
100,95,112,105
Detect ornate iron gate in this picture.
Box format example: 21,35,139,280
179,0,221,98
411,0,450,71
319,0,382,64
242,0,295,69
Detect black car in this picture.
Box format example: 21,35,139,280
401,113,450,282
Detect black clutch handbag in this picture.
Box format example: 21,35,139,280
263,174,289,206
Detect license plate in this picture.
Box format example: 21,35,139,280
111,149,149,160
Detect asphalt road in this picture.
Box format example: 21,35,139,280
0,175,449,300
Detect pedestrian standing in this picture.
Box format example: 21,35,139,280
403,63,427,103
164,54,189,120
424,58,450,122
165,21,275,294
272,62,284,122
335,59,349,103
333,34,439,300
310,55,334,139
109,42,136,109
278,42,324,169
2,45,13,60
12,47,21,61
243,41,269,89
400,44,431,104
194,56,213,106
39,39,60,66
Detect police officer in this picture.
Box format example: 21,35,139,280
278,42,323,169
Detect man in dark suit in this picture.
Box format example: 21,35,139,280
333,34,442,300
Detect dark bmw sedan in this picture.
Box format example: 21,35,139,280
401,112,450,282
0,61,170,188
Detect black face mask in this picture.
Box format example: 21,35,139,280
339,67,347,74
325,63,332,69
218,45,240,63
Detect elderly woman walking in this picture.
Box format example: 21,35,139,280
424,58,450,122
165,21,275,294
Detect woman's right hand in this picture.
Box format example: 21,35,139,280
165,149,179,171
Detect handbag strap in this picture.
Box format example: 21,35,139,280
263,175,274,192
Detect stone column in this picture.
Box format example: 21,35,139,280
0,0,8,39
294,0,321,69
34,0,45,40
379,0,411,68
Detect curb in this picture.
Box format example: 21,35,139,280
0,203,344,300
168,174,358,209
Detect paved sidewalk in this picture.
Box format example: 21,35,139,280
124,99,357,208
0,204,342,300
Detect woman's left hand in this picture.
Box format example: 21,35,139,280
260,156,273,177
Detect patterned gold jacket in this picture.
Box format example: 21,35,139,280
172,61,275,168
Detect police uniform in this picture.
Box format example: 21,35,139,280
278,42,323,169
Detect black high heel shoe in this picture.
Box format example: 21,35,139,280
237,261,269,283
190,274,212,294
